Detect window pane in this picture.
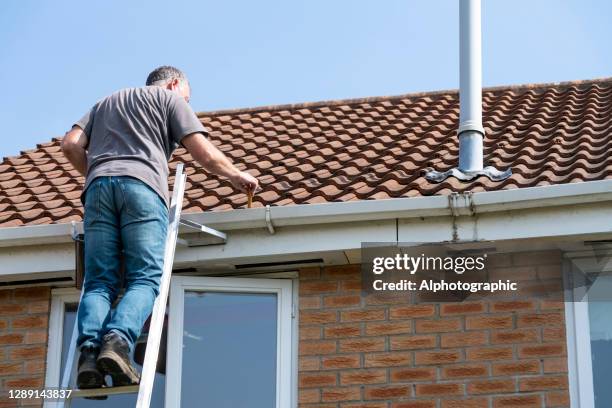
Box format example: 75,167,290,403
589,300,612,407
61,303,166,407
181,291,278,407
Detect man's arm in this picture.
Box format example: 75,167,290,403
61,126,89,176
181,132,259,193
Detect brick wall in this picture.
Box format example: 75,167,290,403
0,287,50,408
298,252,570,408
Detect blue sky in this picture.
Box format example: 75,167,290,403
0,0,610,159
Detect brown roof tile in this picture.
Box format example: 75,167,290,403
1,78,611,227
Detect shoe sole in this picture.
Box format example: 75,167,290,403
77,368,108,400
97,350,140,386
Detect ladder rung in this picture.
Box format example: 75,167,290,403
70,385,140,399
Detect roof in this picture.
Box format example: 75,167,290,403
1,78,611,228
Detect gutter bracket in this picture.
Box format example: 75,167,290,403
265,205,276,235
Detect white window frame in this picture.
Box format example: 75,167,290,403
165,275,295,408
44,275,298,408
44,287,80,408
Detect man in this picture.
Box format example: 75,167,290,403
61,66,258,391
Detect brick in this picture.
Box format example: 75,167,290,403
468,379,515,394
519,375,567,391
441,398,488,408
299,295,322,309
340,281,362,292
415,318,461,333
300,267,321,280
0,333,24,345
540,299,565,310
365,292,411,305
546,391,570,407
299,356,320,371
365,385,411,399
440,302,485,315
339,337,385,353
543,358,568,373
441,331,487,348
322,354,361,369
441,364,488,379
491,328,538,344
11,315,47,330
321,386,361,402
299,372,337,388
466,314,513,330
366,321,411,336
392,402,436,408
324,324,361,338
0,303,27,315
300,310,337,324
13,287,50,301
390,334,436,350
518,343,565,358
341,309,385,322
543,326,566,342
27,300,50,313
491,300,536,312
493,394,541,408
365,352,411,368
0,318,7,330
340,369,386,385
9,345,45,360
0,289,12,301
24,360,45,374
324,295,361,308
300,281,338,295
517,312,563,327
492,360,540,376
466,347,513,361
299,388,320,404
322,265,360,280
415,350,461,365
342,403,387,408
300,340,337,355
24,331,47,345
0,362,23,375
415,383,463,397
300,326,322,340
390,367,436,382
389,304,435,319
4,377,44,388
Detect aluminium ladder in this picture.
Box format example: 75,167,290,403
57,164,226,407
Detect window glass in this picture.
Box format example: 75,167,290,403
589,300,612,408
180,291,278,407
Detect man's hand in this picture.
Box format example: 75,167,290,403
61,126,88,176
182,132,260,193
229,171,259,194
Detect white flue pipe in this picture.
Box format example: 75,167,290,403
458,0,485,172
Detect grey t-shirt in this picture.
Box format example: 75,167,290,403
75,86,207,207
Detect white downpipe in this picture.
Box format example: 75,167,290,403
458,0,484,172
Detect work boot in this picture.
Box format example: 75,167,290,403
76,345,108,400
97,331,140,386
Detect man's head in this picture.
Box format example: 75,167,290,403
146,66,191,103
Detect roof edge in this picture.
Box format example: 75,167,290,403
196,77,612,118
2,179,612,248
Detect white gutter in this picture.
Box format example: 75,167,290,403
1,180,612,247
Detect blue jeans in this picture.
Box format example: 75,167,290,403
77,176,168,354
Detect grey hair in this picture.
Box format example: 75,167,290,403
146,66,188,86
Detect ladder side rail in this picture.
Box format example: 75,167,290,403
135,164,187,408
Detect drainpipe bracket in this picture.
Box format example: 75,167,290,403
425,166,512,183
